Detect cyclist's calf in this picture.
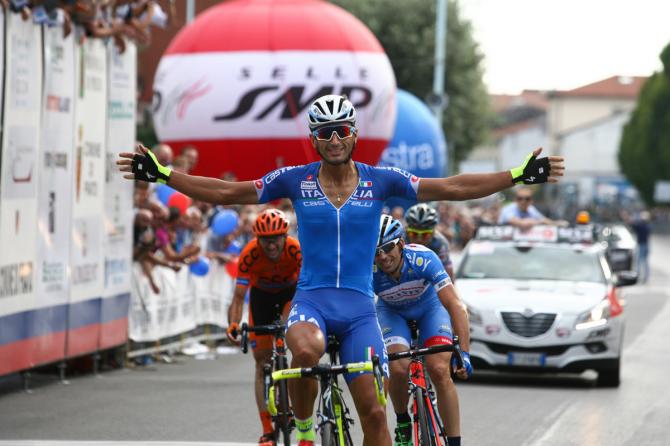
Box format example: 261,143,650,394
349,374,391,445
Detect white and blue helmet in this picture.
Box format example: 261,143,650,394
378,214,405,247
307,94,356,130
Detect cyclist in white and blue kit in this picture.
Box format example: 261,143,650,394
118,94,565,446
375,215,471,446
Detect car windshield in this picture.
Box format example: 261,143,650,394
458,243,606,283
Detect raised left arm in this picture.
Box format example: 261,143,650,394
417,148,565,202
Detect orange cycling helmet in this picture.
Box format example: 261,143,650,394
253,209,289,237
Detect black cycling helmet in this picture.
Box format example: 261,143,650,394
405,203,438,229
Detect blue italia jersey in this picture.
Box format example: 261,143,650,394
254,162,420,296
373,244,452,307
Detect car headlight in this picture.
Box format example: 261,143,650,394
575,299,610,330
466,304,483,326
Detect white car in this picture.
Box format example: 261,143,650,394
456,225,637,387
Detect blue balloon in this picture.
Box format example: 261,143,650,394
378,89,448,210
156,184,177,206
189,256,210,276
211,209,239,236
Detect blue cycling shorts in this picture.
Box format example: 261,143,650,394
287,287,389,383
376,298,453,348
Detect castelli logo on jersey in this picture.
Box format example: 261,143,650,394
254,180,263,190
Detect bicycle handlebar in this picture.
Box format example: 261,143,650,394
388,336,464,370
240,322,286,354
265,357,387,415
272,361,373,380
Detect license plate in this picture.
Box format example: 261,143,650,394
507,352,546,367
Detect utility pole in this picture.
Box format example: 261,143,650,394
187,0,196,23
431,0,451,175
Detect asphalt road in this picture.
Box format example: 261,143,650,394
1,236,668,446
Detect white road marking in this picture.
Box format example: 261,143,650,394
524,284,670,446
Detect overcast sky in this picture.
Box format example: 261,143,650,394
458,0,670,94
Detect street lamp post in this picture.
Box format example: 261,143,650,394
187,0,196,23
431,0,451,174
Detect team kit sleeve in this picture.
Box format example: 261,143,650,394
254,166,300,203
374,166,420,201
423,250,452,292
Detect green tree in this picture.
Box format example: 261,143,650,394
619,43,670,205
330,0,490,166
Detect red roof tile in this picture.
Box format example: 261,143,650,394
490,90,548,112
552,76,648,99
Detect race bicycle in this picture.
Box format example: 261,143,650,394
264,335,387,446
388,320,464,446
240,322,294,446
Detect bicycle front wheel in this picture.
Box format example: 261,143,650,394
415,387,435,446
275,379,291,446
320,422,336,446
274,356,292,446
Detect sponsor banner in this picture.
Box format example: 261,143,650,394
153,51,396,141
29,26,76,369
37,26,75,308
101,40,135,349
68,38,107,356
0,15,41,314
0,9,4,135
0,16,42,374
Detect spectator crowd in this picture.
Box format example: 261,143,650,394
4,0,176,52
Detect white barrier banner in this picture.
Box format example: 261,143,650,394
193,260,235,326
104,41,135,295
71,38,107,300
67,37,107,356
36,26,76,308
129,263,235,342
0,9,5,135
0,14,42,313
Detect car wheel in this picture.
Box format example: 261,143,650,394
597,359,620,387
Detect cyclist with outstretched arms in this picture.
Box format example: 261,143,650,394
226,209,301,446
118,94,564,446
375,215,471,446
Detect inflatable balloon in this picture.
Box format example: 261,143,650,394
189,256,210,276
155,184,176,206
167,192,192,215
225,259,238,278
211,209,239,236
378,90,448,210
152,0,397,180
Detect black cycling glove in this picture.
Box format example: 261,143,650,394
131,150,172,184
510,152,551,185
